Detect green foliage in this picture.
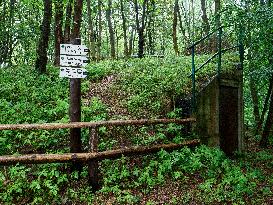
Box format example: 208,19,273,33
224,2,273,130
0,0,42,66
0,55,272,204
86,97,109,121
86,54,238,118
0,66,69,154
0,164,95,204
98,145,270,204
1,0,272,203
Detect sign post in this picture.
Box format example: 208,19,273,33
60,38,89,171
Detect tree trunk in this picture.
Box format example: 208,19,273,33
147,25,153,55
87,0,96,61
147,0,155,55
257,74,273,134
7,0,15,66
260,85,273,148
0,0,15,66
64,0,72,43
128,26,135,56
97,0,102,60
249,77,260,127
54,1,64,66
214,0,220,51
120,0,129,57
0,1,7,65
214,0,220,27
106,0,115,59
201,0,210,35
191,0,195,42
115,23,119,59
138,29,145,58
200,0,210,51
172,0,179,55
35,0,52,73
134,0,148,58
71,0,83,40
177,3,187,54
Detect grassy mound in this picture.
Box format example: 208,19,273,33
1,55,272,204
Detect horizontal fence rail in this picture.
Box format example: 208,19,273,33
0,118,196,131
0,117,198,191
0,139,200,165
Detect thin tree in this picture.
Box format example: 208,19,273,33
146,0,155,55
87,0,96,60
201,0,210,35
7,0,16,65
71,0,83,40
0,0,15,65
63,0,73,43
256,75,273,135
120,0,129,57
106,0,115,58
200,0,210,51
260,83,273,148
97,0,102,60
214,0,220,51
215,0,220,27
177,2,188,54
128,26,136,56
35,0,52,73
173,0,179,55
134,0,148,58
258,0,273,148
54,0,64,66
249,76,260,127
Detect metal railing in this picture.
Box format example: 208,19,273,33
188,25,244,112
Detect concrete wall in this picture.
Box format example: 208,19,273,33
195,70,244,155
195,76,220,147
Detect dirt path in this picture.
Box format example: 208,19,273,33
85,75,130,119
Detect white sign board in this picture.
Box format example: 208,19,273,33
60,67,88,78
60,44,90,56
59,43,90,79
60,55,90,67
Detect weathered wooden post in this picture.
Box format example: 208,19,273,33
70,38,82,171
59,38,89,171
88,127,99,191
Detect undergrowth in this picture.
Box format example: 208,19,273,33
86,54,239,118
0,55,272,204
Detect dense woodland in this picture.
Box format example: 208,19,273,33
0,0,273,204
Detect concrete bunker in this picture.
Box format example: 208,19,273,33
195,69,244,155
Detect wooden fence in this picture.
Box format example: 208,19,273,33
0,118,199,191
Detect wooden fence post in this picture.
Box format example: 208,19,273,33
88,127,99,192
69,38,82,171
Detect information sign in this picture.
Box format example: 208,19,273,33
59,67,88,78
59,43,90,78
60,44,90,56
